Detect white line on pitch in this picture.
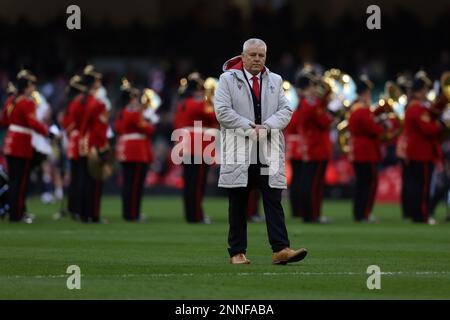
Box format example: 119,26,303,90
5,271,450,279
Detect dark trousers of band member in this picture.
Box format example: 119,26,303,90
121,162,148,221
298,160,327,222
78,157,103,222
6,156,32,222
406,161,434,223
289,159,303,218
227,164,290,257
68,159,80,216
400,160,412,219
182,161,209,223
430,160,450,216
352,162,378,221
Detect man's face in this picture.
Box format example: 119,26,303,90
242,45,266,75
93,78,102,90
25,82,35,96
417,87,429,100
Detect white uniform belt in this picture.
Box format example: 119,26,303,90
9,124,33,136
120,133,147,141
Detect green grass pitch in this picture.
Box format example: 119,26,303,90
0,195,449,299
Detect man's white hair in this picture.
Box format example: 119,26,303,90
243,38,267,53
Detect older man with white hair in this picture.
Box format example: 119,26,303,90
214,38,308,265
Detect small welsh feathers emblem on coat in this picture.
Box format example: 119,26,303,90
270,85,275,94
238,83,242,90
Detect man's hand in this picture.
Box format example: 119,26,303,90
249,123,269,140
48,124,61,140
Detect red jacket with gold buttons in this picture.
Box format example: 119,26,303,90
297,96,333,161
62,94,85,160
348,102,384,163
115,106,155,163
78,94,109,156
285,107,302,161
173,96,218,158
2,95,48,159
404,99,442,162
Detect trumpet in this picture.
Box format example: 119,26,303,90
141,88,162,111
141,88,162,124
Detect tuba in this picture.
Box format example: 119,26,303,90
320,69,357,110
371,81,406,141
321,69,357,153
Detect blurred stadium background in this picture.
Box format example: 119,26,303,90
0,0,449,204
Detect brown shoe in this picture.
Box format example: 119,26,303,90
230,253,251,265
272,247,307,265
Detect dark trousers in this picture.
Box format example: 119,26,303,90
289,159,303,217
400,160,412,219
430,161,450,216
298,160,327,222
78,157,103,222
121,162,148,221
246,188,261,220
407,161,433,223
68,159,80,216
6,156,32,222
352,162,378,221
227,164,290,257
182,162,209,223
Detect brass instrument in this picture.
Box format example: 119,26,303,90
442,71,450,101
337,118,351,153
87,146,114,181
31,90,43,106
204,77,218,102
178,72,204,95
141,88,162,124
141,88,162,111
433,71,450,128
282,80,299,110
371,81,406,141
320,69,357,108
203,77,218,114
322,69,357,153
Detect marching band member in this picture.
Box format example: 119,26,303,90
403,71,448,224
61,75,86,219
394,74,413,219
115,79,155,222
348,76,384,222
285,87,303,219
77,65,109,223
2,70,48,223
294,71,333,223
173,73,218,224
